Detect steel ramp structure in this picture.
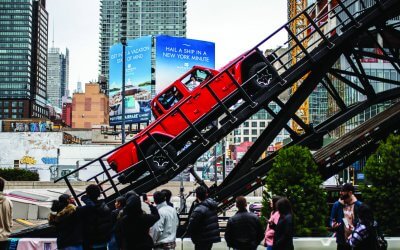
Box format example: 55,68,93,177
54,0,400,207
213,100,400,212
11,0,400,238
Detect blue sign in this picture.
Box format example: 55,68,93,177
109,36,152,125
41,157,58,165
155,35,215,93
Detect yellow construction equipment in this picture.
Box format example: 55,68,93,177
289,0,310,133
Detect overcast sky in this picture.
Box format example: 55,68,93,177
46,0,288,93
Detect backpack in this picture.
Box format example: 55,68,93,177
373,223,387,250
376,234,388,250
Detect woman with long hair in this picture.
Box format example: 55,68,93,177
272,197,294,250
264,196,281,250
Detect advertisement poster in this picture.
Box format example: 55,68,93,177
155,35,215,93
108,36,152,125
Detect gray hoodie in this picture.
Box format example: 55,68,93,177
0,192,13,242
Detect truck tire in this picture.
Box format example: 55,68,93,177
145,142,177,172
248,62,272,90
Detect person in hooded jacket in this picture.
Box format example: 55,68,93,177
115,194,160,250
49,194,83,250
186,186,220,250
76,184,112,250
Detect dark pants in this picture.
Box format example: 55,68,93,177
337,244,351,250
194,243,213,250
0,241,8,250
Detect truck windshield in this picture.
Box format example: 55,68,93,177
183,69,211,91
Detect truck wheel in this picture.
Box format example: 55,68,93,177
248,62,272,90
145,142,177,172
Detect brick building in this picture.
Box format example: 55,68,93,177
72,83,109,128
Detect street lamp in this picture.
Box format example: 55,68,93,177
121,37,127,144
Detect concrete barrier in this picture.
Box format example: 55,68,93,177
173,238,400,250
6,237,400,249
5,181,95,190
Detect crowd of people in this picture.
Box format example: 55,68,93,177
0,177,384,250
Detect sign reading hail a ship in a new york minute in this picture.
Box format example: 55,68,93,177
155,35,215,93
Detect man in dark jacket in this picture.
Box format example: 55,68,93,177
77,184,112,250
187,186,220,250
225,196,264,250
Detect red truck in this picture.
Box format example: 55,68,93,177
107,51,272,181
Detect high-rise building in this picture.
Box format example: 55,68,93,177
61,48,69,98
47,47,69,108
0,0,49,119
99,0,187,86
75,81,82,93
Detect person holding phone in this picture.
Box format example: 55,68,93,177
330,183,362,250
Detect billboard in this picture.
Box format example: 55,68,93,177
108,36,152,125
155,35,215,93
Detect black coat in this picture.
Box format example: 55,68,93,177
187,198,221,245
115,196,160,250
225,209,264,250
48,204,83,248
76,199,113,248
272,214,294,250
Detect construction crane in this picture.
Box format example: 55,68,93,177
288,0,310,133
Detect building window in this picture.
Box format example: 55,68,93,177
251,122,257,127
260,121,266,127
244,137,249,142
243,129,249,135
85,98,91,111
252,129,258,135
243,122,249,127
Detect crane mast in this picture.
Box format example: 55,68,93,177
289,0,310,133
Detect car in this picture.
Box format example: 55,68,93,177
107,51,274,182
249,203,262,217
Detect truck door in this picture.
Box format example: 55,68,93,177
155,85,189,136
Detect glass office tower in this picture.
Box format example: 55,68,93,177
99,0,187,90
0,0,49,118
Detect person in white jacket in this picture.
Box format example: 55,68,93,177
0,177,12,250
151,191,179,250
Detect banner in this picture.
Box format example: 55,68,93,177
155,35,215,93
108,36,152,125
